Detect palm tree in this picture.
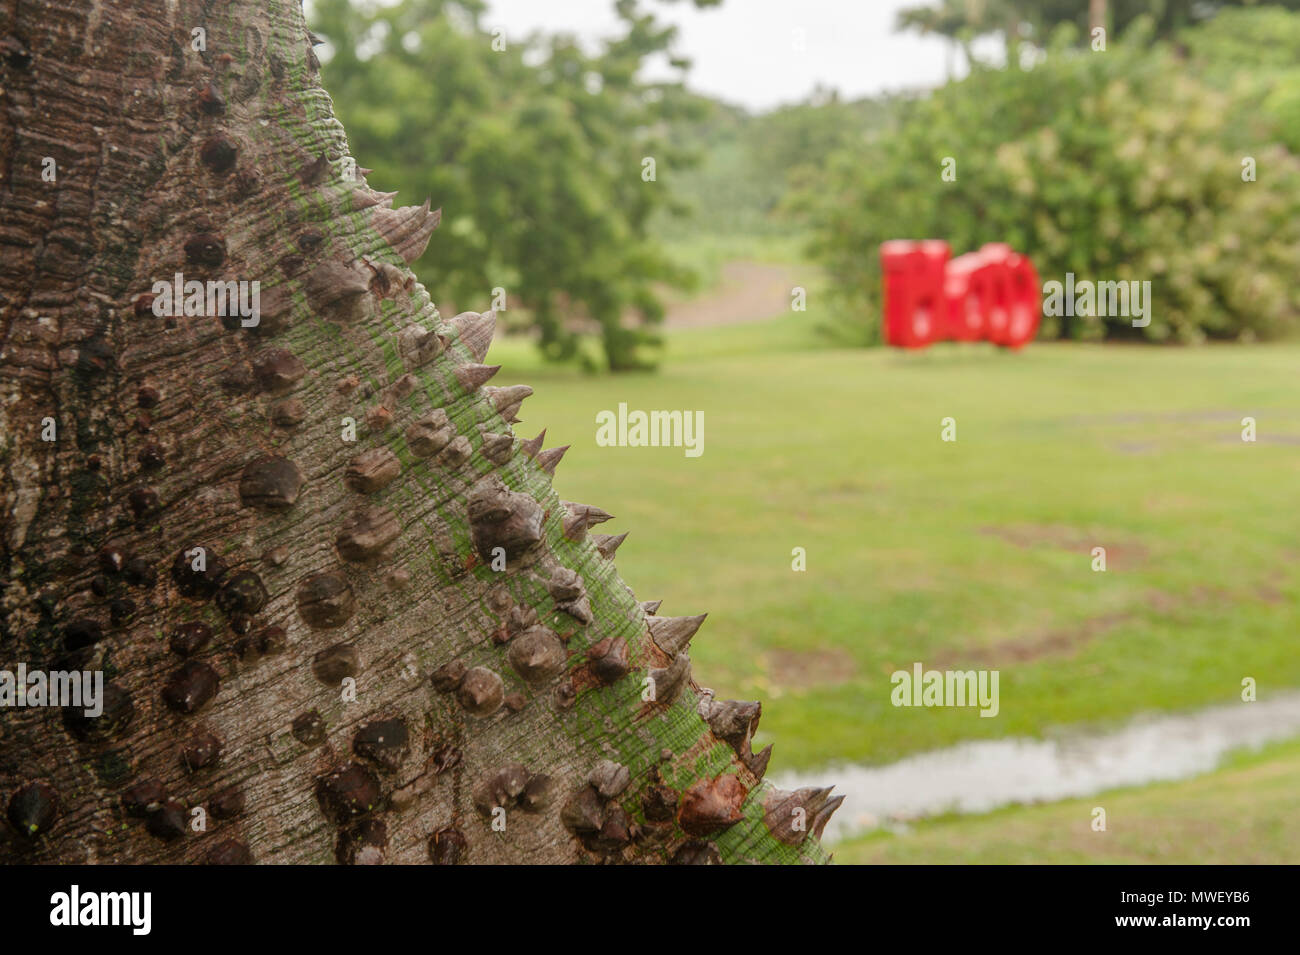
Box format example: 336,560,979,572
1091,0,1109,35
897,0,1029,70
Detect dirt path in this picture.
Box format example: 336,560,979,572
663,260,803,328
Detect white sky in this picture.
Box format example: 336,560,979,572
486,0,987,111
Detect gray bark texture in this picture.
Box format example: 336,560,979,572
0,0,839,864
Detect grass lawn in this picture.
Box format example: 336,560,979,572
485,307,1300,774
830,738,1300,864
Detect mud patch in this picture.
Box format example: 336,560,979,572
1256,584,1285,604
1111,440,1158,455
934,612,1131,668
1255,569,1289,604
980,523,1148,567
1064,409,1265,427
1217,433,1300,446
764,647,857,689
936,588,1223,667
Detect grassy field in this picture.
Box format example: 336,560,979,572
831,737,1300,864
487,307,1300,775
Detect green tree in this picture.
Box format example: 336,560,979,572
311,0,709,371
1181,5,1300,154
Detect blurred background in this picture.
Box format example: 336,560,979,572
308,0,1300,862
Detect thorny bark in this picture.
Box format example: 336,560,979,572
0,0,839,864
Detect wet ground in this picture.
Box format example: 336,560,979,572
773,693,1300,844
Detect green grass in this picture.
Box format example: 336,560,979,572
488,311,1300,774
831,738,1300,864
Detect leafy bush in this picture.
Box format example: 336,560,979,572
803,15,1300,345
1180,5,1300,155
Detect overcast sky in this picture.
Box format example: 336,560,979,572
485,0,984,112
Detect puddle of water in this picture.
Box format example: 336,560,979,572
773,693,1300,844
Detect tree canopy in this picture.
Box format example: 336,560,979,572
897,0,1300,58
312,0,714,370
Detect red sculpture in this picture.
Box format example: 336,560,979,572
880,240,1041,349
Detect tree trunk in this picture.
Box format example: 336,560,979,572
0,0,838,864
1089,0,1108,35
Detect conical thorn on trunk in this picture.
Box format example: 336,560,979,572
478,428,515,465
703,698,770,778
467,477,545,561
397,323,443,368
455,363,501,391
647,652,690,705
762,786,844,846
745,744,773,780
521,429,546,459
648,613,706,656
563,502,613,527
351,187,397,211
448,310,496,362
548,568,585,602
371,198,440,264
484,384,532,423
306,259,373,323
593,532,628,559
563,508,591,542
536,445,569,476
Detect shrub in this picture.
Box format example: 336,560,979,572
803,16,1300,345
